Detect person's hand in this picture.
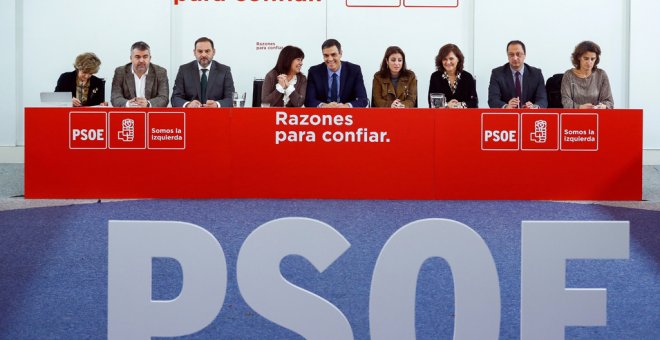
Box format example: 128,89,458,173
277,74,289,89
127,98,147,107
524,101,539,109
391,99,404,108
507,97,520,108
186,100,202,108
448,99,460,108
579,103,595,109
594,103,607,109
321,102,342,108
202,100,218,108
100,102,108,106
72,98,82,107
134,97,149,107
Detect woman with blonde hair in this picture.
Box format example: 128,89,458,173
55,52,107,106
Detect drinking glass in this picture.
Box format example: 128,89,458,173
233,92,246,107
430,93,446,108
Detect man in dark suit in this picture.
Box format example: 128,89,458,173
488,40,547,109
111,41,169,108
305,39,368,108
171,37,235,108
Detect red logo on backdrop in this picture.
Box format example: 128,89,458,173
561,113,598,151
69,112,107,149
108,112,146,149
521,113,559,151
148,112,186,150
481,113,519,150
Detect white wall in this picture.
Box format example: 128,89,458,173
4,0,660,149
0,0,17,146
630,0,660,148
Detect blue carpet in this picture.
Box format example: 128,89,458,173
0,200,658,339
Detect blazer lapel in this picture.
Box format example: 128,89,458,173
383,78,395,97
503,65,515,99
144,65,154,99
206,61,218,99
125,65,136,98
522,65,532,103
192,62,202,100
339,63,348,102
321,66,329,102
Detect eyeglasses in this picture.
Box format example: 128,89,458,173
507,52,525,58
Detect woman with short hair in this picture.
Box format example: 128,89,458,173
55,52,107,106
428,43,478,108
561,41,613,109
261,45,307,107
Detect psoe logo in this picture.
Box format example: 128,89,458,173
118,119,135,142
346,0,459,8
108,218,629,339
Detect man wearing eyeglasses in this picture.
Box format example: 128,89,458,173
488,40,547,109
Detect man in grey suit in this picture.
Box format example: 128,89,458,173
171,37,235,108
488,40,547,109
111,41,169,107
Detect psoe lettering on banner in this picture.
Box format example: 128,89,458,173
69,111,108,149
72,129,104,141
484,130,517,143
481,113,520,150
108,218,629,340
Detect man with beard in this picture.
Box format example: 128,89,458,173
171,37,235,108
111,41,169,107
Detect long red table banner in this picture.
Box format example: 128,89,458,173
24,108,642,200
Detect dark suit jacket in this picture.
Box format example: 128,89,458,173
171,60,235,108
487,63,547,108
428,70,478,108
305,61,368,108
111,63,169,107
55,70,105,106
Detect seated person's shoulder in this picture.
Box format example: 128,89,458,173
527,64,543,74
216,62,231,71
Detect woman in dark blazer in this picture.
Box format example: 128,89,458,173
55,52,107,106
261,46,307,107
428,44,478,108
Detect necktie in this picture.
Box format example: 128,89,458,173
330,73,338,102
201,69,208,103
514,71,522,100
